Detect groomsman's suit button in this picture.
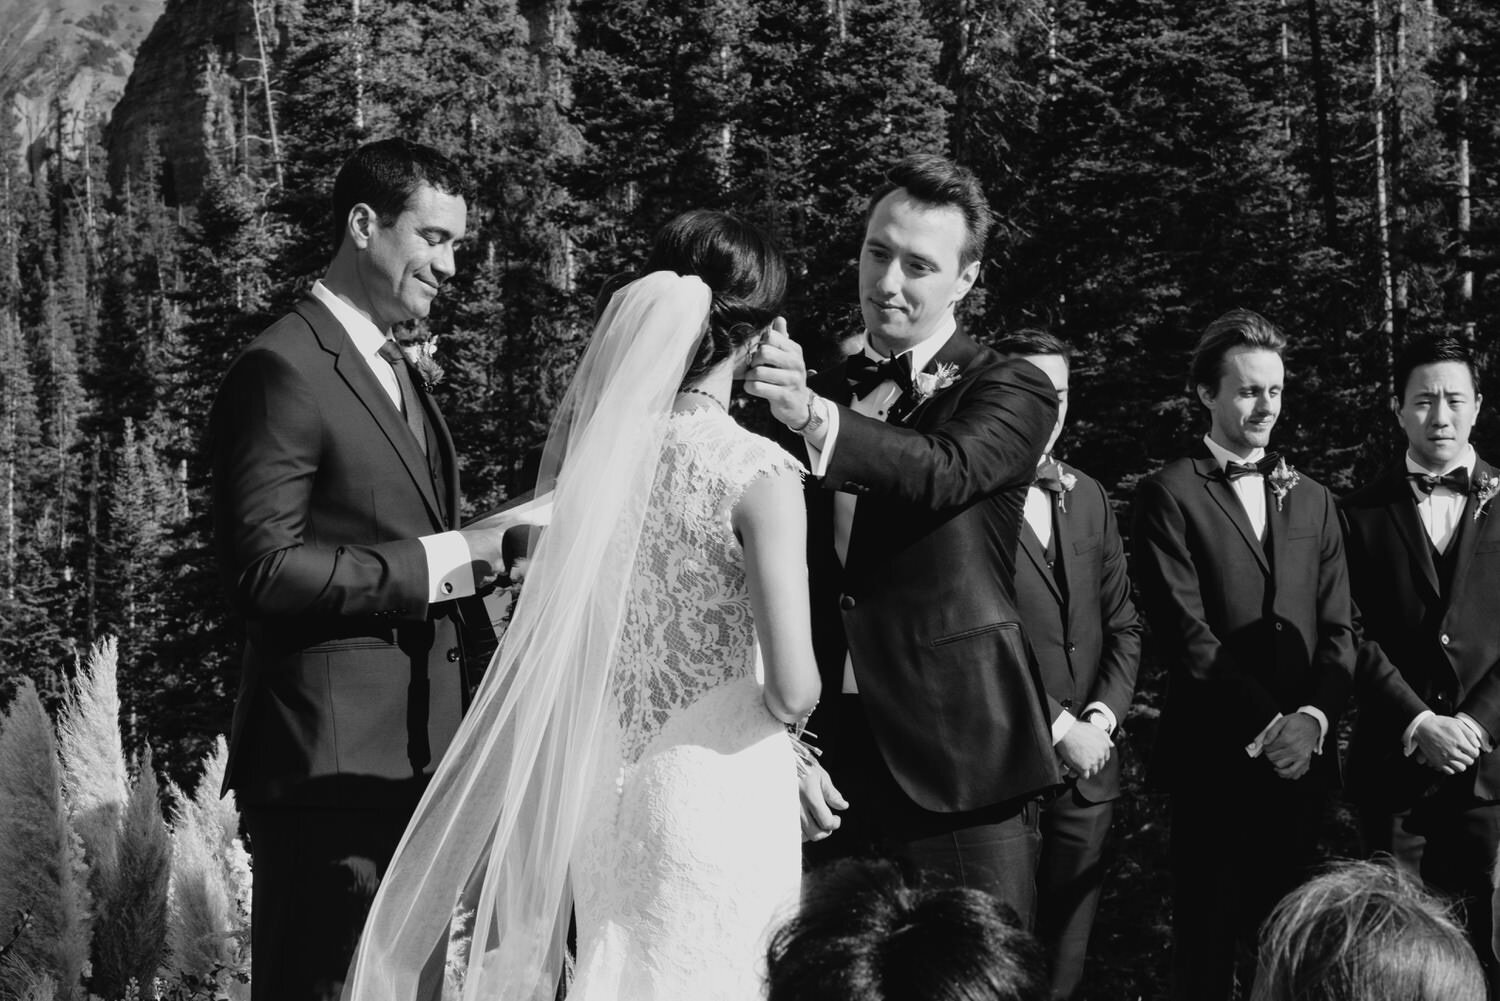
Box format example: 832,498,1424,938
1275,622,1284,631
443,581,455,594
839,594,856,610
446,647,460,662
1441,633,1452,646
1066,642,1077,653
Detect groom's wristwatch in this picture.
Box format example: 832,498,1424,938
1081,708,1113,736
791,392,826,436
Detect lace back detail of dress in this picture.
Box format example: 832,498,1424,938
611,409,804,763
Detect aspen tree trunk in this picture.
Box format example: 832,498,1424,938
1373,0,1397,376
352,0,365,132
1279,0,1295,237
1306,0,1339,244
1391,0,1408,340
1455,21,1473,337
251,0,285,186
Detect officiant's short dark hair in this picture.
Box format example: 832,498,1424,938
1393,334,1480,404
331,138,470,253
868,155,994,269
994,329,1071,368
1188,308,1286,394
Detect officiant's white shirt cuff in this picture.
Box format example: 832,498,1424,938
421,531,477,602
1052,710,1077,745
805,403,840,477
1404,709,1436,756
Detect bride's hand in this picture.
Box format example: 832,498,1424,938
798,762,849,842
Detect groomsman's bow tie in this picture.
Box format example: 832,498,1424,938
1222,453,1282,481
847,351,914,398
1034,461,1067,493
1407,468,1470,494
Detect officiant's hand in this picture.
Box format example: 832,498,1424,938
1263,712,1319,780
1056,719,1112,780
798,761,848,842
1413,715,1482,774
744,319,812,428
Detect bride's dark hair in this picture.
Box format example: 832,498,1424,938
633,210,787,389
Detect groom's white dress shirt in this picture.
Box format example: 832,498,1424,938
310,280,475,603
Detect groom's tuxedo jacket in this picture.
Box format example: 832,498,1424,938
211,295,476,811
1014,467,1141,803
1131,444,1355,793
802,332,1062,813
1340,459,1500,812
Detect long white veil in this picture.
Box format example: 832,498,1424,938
344,271,714,1001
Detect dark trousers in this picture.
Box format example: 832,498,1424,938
1036,788,1114,1000
804,695,1043,927
1168,775,1324,1001
1360,797,1500,995
244,805,437,1001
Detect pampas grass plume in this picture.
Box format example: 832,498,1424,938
89,747,170,997
56,637,129,891
0,680,92,1001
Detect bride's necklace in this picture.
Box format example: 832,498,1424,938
679,387,727,412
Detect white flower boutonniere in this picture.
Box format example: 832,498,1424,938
911,362,961,403
1471,470,1500,521
401,336,444,391
1057,468,1078,512
1267,457,1300,512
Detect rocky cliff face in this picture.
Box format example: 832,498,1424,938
1,0,164,174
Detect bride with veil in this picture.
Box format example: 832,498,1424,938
343,210,823,1000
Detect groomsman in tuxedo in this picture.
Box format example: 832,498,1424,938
1131,309,1355,1001
746,154,1061,924
995,330,1141,999
1340,334,1500,989
210,139,508,1001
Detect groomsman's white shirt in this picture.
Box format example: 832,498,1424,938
804,315,956,695
1398,445,1492,753
1199,434,1328,757
310,280,475,604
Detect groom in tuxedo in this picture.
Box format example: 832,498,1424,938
995,330,1141,999
1340,334,1500,989
746,154,1061,923
1131,309,1355,1001
210,138,509,1001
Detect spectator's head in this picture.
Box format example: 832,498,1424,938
995,328,1072,454
1391,334,1483,474
1189,308,1287,456
328,138,471,331
1250,858,1485,1001
859,155,991,356
765,859,1047,1001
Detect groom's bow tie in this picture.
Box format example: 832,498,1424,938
1407,468,1470,494
847,351,914,398
1034,461,1068,493
1222,453,1282,481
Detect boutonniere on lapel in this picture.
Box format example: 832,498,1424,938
1267,457,1300,512
1034,460,1078,512
911,362,961,404
1470,469,1500,521
400,335,444,391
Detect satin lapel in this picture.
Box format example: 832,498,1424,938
1382,466,1441,602
1020,518,1063,604
296,299,445,529
894,330,983,428
1447,458,1498,612
1196,451,1269,575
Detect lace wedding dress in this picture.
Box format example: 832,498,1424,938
567,406,805,1001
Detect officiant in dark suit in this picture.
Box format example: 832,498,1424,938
1340,333,1500,990
746,154,1061,925
1131,309,1355,1001
210,138,509,1001
996,330,1140,999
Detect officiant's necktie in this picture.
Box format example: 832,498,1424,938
1222,452,1281,481
847,351,914,398
1407,468,1470,495
377,339,428,457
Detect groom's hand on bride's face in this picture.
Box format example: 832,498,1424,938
743,318,812,427
798,762,849,842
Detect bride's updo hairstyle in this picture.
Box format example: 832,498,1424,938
639,209,788,390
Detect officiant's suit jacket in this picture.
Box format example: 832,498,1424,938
211,295,476,813
803,332,1062,813
1014,467,1141,803
1131,444,1355,794
1340,458,1500,812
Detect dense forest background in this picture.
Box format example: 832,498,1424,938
2,0,1499,995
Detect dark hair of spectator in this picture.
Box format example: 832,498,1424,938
604,210,788,391
765,859,1047,1001
330,138,471,254
994,329,1072,369
1250,858,1485,1001
1392,334,1481,404
1187,308,1287,394
865,154,995,269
